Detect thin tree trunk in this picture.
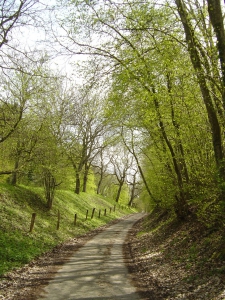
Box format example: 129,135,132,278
43,169,56,210
82,163,88,193
115,182,123,203
75,171,81,194
121,129,158,203
154,97,189,219
11,160,19,185
167,74,189,184
97,172,103,194
128,185,135,206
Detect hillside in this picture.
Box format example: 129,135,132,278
125,209,225,300
1,187,225,299
0,183,135,277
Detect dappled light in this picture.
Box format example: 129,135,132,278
1,0,225,299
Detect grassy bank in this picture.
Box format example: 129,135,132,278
0,183,135,276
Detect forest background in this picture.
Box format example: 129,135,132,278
1,0,225,228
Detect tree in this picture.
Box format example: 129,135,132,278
0,0,50,72
0,0,38,50
43,167,57,210
0,63,71,210
54,1,197,217
0,72,26,145
52,0,225,220
60,84,107,194
26,74,71,207
207,0,225,104
174,0,225,199
108,145,133,203
92,147,111,195
0,65,45,178
126,163,140,207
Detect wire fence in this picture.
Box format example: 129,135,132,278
29,204,130,232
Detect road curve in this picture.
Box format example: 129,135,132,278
38,213,145,300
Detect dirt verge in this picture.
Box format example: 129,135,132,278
124,211,225,300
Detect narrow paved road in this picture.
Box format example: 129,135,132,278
38,213,145,300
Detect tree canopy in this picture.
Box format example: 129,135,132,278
0,0,225,223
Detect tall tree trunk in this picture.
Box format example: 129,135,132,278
207,0,225,107
175,0,225,183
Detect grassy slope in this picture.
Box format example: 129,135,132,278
0,183,135,276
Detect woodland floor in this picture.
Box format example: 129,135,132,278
124,211,225,300
1,213,225,299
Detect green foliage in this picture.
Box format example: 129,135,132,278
84,170,97,194
0,231,55,275
119,184,130,204
1,0,225,260
97,0,222,220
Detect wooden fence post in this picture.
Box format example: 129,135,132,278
57,210,60,230
85,209,89,220
91,208,95,219
74,213,77,225
29,213,36,232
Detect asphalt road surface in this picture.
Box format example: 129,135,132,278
38,213,145,300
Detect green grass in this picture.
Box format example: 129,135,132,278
0,183,136,276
